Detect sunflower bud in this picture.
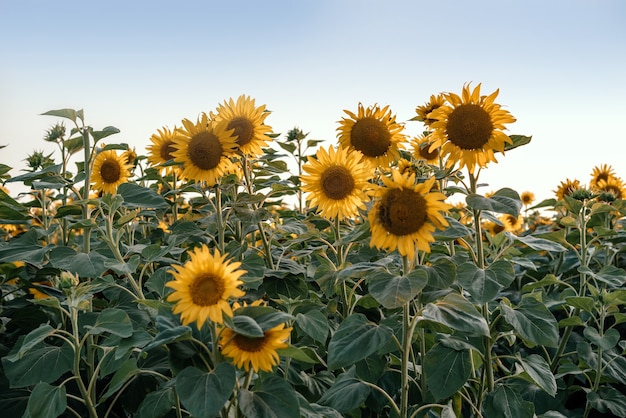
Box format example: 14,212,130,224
59,271,79,289
44,123,66,143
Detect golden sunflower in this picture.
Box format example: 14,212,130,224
520,191,535,206
428,83,516,173
368,170,451,260
91,149,133,194
300,145,374,220
220,323,292,372
594,176,625,200
166,246,246,328
410,134,440,164
212,95,273,157
414,94,446,127
589,164,616,189
172,113,238,185
337,103,406,168
500,214,524,234
554,178,581,201
147,126,179,172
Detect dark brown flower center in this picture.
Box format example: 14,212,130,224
227,117,255,147
233,333,266,352
321,165,355,200
378,188,427,236
350,117,391,157
188,131,223,170
190,273,224,306
446,104,493,150
419,142,439,161
100,160,121,183
160,140,177,161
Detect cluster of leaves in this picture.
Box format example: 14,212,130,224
0,108,625,418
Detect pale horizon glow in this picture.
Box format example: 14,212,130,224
2,0,626,206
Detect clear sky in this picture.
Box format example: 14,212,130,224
1,0,625,204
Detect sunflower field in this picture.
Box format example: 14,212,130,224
1,86,626,418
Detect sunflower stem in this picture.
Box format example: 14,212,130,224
214,184,225,253
81,124,92,254
400,255,416,418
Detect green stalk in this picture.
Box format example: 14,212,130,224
81,126,91,254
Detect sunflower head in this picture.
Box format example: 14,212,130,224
166,246,246,328
211,95,273,157
220,322,292,372
589,164,616,189
172,113,239,185
500,214,524,234
520,191,535,206
554,178,582,201
337,103,406,169
91,149,133,194
594,176,625,200
300,145,374,220
368,170,451,260
410,134,440,164
428,83,516,174
147,126,179,172
414,94,446,127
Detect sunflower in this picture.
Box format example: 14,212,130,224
91,149,133,194
520,191,535,207
594,176,625,200
500,214,524,234
166,246,246,328
410,134,440,164
220,323,292,372
428,83,516,173
212,95,273,157
300,145,374,220
368,170,451,260
337,103,406,168
414,94,446,127
589,164,616,189
147,126,179,172
554,178,581,201
172,113,239,185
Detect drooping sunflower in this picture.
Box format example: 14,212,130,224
220,322,292,372
172,113,239,185
300,145,374,220
147,126,179,172
520,191,535,207
428,83,516,173
554,178,581,201
368,170,451,260
410,134,440,164
166,246,246,328
91,149,133,194
414,93,446,127
337,103,406,168
211,95,273,157
589,164,616,189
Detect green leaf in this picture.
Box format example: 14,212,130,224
421,256,457,289
456,260,515,304
500,298,559,348
49,247,109,277
26,382,66,418
466,188,522,217
482,383,535,418
582,265,626,288
424,343,472,401
0,229,49,263
278,345,318,364
295,310,329,343
239,375,300,418
4,324,55,361
517,354,557,396
587,386,626,417
504,134,532,151
327,313,394,370
2,344,73,388
117,183,169,209
176,363,236,418
419,292,490,337
100,358,138,401
434,217,473,241
583,327,620,350
565,296,596,313
41,108,77,123
142,325,192,352
514,234,567,252
84,308,133,338
318,367,370,413
135,386,176,418
229,315,264,338
91,126,120,141
367,268,428,309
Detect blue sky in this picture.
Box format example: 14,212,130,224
1,0,625,203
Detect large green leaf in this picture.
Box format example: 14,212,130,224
424,343,472,400
466,188,522,217
500,298,559,348
514,234,567,252
517,354,557,396
482,383,535,418
318,367,370,413
584,327,620,350
2,344,73,388
4,324,55,361
0,229,49,263
99,358,138,401
41,108,78,122
419,292,490,337
135,386,176,418
421,256,457,289
367,269,428,309
295,310,329,343
580,265,626,288
327,314,393,370
26,383,66,418
504,134,532,151
117,183,169,209
175,363,236,418
49,247,109,277
457,260,515,304
239,376,300,418
587,386,626,417
84,308,133,338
